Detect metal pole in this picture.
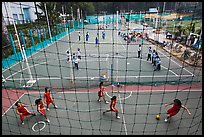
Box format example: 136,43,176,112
71,6,74,29
64,14,74,83
162,2,166,31
8,2,36,86
19,2,26,24
77,8,80,27
44,3,52,42
139,11,141,25
116,10,119,82
81,9,83,27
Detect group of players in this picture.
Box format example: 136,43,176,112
138,45,161,71
66,48,81,70
15,87,57,125
15,82,191,125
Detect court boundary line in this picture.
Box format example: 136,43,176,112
105,91,132,101
2,28,82,73
118,93,128,135
5,74,194,81
2,90,201,117
22,90,203,94
4,57,109,81
116,36,179,76
157,50,194,76
2,93,25,117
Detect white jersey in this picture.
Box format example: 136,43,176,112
73,57,79,63
152,52,156,58
156,57,161,65
76,50,81,56
148,48,152,55
67,53,70,58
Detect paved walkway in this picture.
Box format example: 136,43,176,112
132,23,202,67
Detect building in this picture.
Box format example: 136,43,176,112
2,2,42,25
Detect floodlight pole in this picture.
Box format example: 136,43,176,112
77,8,80,27
163,2,166,31
8,2,36,86
116,10,119,82
71,6,74,28
139,11,141,25
44,3,52,42
61,10,74,83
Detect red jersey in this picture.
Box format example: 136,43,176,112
110,100,116,109
100,85,104,92
38,103,44,110
44,92,52,101
37,103,46,115
17,105,29,114
171,103,181,113
167,103,181,116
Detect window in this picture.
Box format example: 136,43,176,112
13,14,19,24
23,8,31,22
19,14,24,24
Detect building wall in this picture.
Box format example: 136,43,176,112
2,2,42,25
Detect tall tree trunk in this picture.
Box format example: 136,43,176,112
2,13,10,46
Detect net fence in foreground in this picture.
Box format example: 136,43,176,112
2,2,202,135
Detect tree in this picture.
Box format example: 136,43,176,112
2,14,10,47
36,2,60,26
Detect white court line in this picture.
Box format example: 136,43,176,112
2,28,80,73
117,33,128,135
105,91,132,100
116,38,179,77
32,121,46,132
2,93,25,117
5,75,194,81
157,50,194,76
4,57,108,81
161,66,178,76
118,34,126,50
118,93,128,135
24,89,202,95
3,89,201,117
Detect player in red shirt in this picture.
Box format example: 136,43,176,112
97,82,109,104
15,101,36,125
44,87,57,111
35,98,50,123
103,96,120,119
164,99,191,122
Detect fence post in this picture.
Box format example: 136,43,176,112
29,29,35,47
36,27,41,44
9,33,17,56
20,31,26,49
43,27,46,41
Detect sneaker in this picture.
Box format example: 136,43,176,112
47,108,50,111
105,101,109,104
98,100,101,102
103,112,105,115
116,116,120,119
46,119,50,123
164,119,168,123
21,122,24,125
54,106,58,109
32,113,36,116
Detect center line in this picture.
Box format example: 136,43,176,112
118,93,128,135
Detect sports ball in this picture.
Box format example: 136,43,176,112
155,115,160,120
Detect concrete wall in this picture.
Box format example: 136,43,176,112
2,2,42,25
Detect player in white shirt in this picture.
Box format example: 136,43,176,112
76,48,81,60
72,53,79,70
66,50,71,62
